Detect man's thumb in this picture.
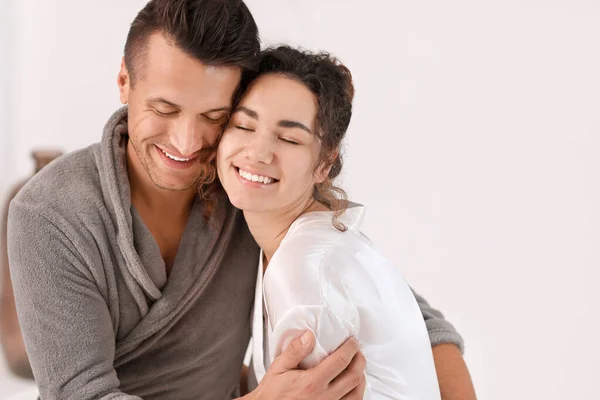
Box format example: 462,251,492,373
271,331,315,372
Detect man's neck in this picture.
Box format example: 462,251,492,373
126,145,198,275
130,181,197,221
244,199,327,266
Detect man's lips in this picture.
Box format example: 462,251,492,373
155,145,199,169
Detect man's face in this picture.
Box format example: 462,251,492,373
118,33,242,191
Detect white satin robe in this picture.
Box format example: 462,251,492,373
251,205,441,399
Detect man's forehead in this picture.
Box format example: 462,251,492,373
142,33,240,80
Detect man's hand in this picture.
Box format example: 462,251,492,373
245,331,366,400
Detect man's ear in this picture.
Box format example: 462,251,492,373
117,57,131,105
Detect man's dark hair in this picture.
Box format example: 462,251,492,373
124,0,260,86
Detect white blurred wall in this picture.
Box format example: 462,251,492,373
0,0,12,198
2,1,600,399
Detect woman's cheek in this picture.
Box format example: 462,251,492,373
232,130,251,151
220,131,243,158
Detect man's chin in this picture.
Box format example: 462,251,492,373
157,182,198,192
145,163,200,191
150,175,199,193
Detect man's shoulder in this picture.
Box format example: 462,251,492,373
12,144,103,218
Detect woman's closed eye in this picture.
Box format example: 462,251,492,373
279,137,300,145
235,125,254,132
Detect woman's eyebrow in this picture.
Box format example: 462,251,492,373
232,106,259,119
233,106,311,134
278,120,312,134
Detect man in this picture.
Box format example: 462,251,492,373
8,0,476,399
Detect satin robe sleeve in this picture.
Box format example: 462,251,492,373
269,304,358,370
264,245,360,369
264,240,441,399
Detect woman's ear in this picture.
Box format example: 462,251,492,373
314,164,331,184
314,151,338,184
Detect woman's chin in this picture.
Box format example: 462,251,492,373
229,196,262,213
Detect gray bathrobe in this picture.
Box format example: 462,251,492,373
7,107,462,399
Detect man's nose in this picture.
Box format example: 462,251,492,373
170,117,207,157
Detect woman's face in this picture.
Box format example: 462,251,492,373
217,74,327,215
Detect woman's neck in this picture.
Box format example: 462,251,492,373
244,199,329,265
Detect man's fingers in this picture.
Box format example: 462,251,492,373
328,348,366,399
341,381,367,400
313,337,360,383
270,331,315,373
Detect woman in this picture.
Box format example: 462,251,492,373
214,46,441,399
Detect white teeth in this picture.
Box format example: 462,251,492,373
162,149,191,162
238,168,274,184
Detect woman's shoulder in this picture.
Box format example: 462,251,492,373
263,222,353,310
266,231,333,298
274,226,387,293
273,217,364,281
278,204,367,256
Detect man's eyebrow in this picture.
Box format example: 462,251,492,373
147,97,180,108
278,120,312,134
203,107,231,114
148,99,230,114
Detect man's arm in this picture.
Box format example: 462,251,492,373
1,184,34,379
8,201,141,400
0,275,33,379
433,343,477,400
413,290,465,351
413,290,477,399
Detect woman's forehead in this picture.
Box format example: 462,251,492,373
239,75,318,122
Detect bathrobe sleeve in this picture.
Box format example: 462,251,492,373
7,201,142,400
